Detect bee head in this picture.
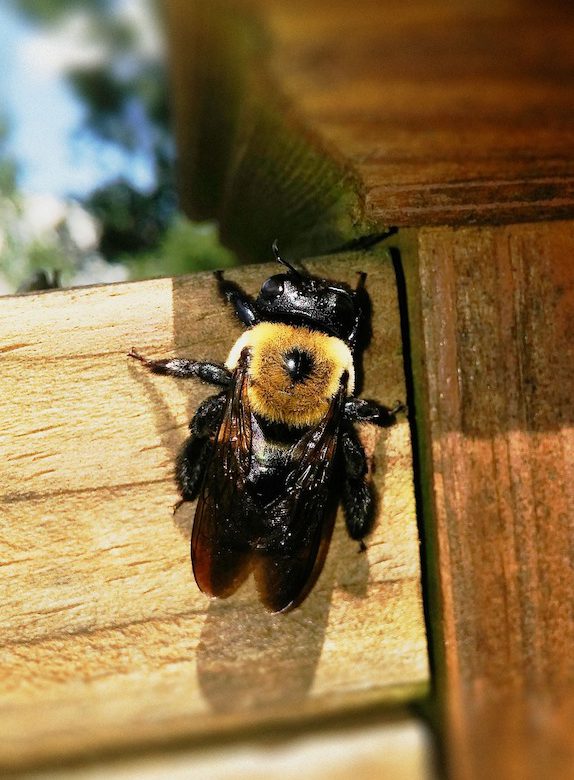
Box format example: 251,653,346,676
255,242,362,345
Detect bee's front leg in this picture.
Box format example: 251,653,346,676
214,270,259,327
128,350,232,387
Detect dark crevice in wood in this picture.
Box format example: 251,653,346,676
390,244,445,780
327,228,399,255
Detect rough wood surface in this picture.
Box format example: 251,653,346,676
166,0,574,260
0,254,428,771
401,221,574,780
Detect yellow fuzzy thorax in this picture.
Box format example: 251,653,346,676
225,322,355,428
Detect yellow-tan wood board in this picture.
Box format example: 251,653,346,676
0,254,428,771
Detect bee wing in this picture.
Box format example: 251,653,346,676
255,381,347,613
191,349,253,598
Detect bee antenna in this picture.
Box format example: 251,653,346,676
272,240,303,278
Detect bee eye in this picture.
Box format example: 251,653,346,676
333,294,356,334
334,294,354,317
260,276,284,299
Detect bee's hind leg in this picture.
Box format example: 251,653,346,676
340,424,376,544
176,436,212,503
175,393,226,503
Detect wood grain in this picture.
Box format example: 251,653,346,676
0,254,428,771
165,0,574,260
401,221,574,779
267,0,574,227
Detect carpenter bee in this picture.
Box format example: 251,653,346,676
129,243,403,612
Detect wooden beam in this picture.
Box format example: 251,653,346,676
165,0,574,260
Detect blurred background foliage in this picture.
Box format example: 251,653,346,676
0,0,236,294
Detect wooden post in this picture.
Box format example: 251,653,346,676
402,224,574,778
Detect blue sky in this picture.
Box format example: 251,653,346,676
0,4,155,198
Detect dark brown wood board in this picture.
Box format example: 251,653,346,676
401,221,574,779
165,0,574,259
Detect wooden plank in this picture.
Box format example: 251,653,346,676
25,716,433,780
401,221,574,779
0,254,428,771
266,0,574,227
165,0,574,260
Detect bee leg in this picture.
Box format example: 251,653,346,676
189,392,226,437
176,436,212,501
128,350,232,387
344,397,406,427
214,270,259,327
176,393,226,502
341,425,376,542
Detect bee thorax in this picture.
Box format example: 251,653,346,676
283,348,315,383
226,322,355,427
